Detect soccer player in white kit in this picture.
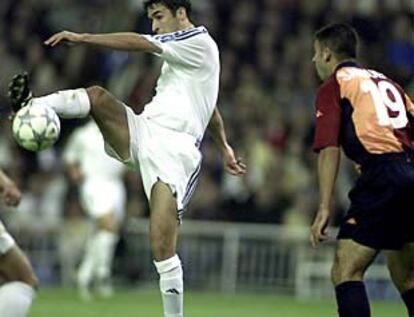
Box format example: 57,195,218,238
63,120,126,300
9,1,246,316
0,169,37,317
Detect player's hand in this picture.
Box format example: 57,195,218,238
310,209,330,248
222,144,246,176
44,31,84,47
0,179,22,207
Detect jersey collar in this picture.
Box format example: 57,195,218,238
334,60,361,72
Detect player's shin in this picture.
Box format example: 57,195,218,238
335,281,371,317
402,289,414,317
31,89,90,118
0,282,35,317
154,254,184,317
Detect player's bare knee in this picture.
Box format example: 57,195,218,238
4,264,39,288
331,260,344,285
21,271,39,289
0,246,39,288
14,261,39,288
331,258,364,285
86,86,109,110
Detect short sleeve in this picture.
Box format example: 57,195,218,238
312,78,342,152
142,27,207,68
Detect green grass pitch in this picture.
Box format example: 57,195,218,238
29,287,405,317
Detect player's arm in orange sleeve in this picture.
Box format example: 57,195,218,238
405,94,414,115
318,146,341,211
310,146,341,247
44,30,162,54
403,94,414,139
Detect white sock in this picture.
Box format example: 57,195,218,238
94,231,118,281
31,88,90,118
154,255,184,317
0,282,35,317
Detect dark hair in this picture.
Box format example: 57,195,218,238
144,0,192,17
315,23,359,59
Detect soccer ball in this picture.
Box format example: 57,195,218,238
12,104,61,151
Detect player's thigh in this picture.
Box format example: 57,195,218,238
149,181,179,261
0,245,38,287
332,239,379,285
386,243,414,292
86,86,130,160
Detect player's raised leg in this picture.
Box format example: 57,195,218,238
86,86,130,160
331,239,378,317
0,245,38,317
386,244,414,317
150,182,183,317
9,74,130,160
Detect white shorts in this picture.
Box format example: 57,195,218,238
80,179,126,223
0,221,15,255
105,105,202,218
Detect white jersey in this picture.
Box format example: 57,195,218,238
142,26,220,141
63,121,126,182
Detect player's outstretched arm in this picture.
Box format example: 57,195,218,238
207,107,246,176
0,169,21,207
44,31,161,54
310,146,340,248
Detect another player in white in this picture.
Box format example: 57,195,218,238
0,170,37,317
9,1,246,316
63,120,126,300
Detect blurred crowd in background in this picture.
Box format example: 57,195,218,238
0,0,413,237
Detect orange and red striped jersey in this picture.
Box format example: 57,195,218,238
313,61,414,164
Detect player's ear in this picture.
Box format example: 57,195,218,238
176,7,187,20
322,47,332,63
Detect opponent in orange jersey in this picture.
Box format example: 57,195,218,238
310,23,414,317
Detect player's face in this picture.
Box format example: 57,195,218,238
312,40,330,81
148,4,180,34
